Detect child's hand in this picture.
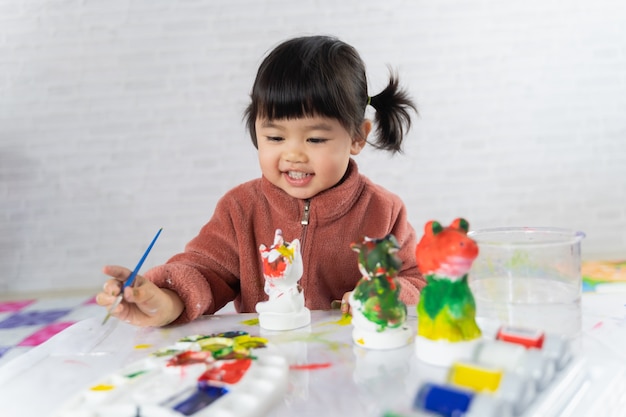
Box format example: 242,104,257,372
331,291,353,315
340,291,353,315
96,265,184,327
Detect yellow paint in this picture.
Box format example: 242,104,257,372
198,337,233,350
417,305,481,342
357,338,365,345
90,384,115,391
240,318,260,326
448,362,503,392
335,314,352,326
266,330,347,352
134,344,152,349
233,334,268,347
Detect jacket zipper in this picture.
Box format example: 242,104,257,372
299,199,310,288
301,199,310,226
300,199,310,248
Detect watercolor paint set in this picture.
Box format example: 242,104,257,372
53,331,289,417
395,326,588,417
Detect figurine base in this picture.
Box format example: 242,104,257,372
415,335,479,367
352,324,413,350
258,308,311,331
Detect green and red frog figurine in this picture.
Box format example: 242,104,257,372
348,234,413,350
414,218,482,366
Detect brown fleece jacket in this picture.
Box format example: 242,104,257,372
145,159,426,324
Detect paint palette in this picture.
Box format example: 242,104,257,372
54,331,289,417
404,326,587,417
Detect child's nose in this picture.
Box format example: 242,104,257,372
283,144,307,163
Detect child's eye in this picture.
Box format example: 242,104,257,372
266,136,284,142
307,137,328,144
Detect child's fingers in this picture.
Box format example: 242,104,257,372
341,292,352,314
95,281,123,307
102,265,132,282
125,278,161,316
102,279,122,295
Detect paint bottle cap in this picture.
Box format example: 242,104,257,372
472,340,526,369
541,334,571,370
519,348,556,390
414,382,507,417
471,339,555,392
414,382,474,415
464,392,513,417
496,325,545,349
497,372,536,416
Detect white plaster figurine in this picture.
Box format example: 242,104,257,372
348,234,413,350
255,229,311,331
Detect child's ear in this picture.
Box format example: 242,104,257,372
351,119,371,155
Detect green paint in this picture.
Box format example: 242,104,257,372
152,347,183,357
351,235,407,331
125,370,149,379
417,274,481,342
508,249,531,268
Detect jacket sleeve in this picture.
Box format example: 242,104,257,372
144,195,242,325
388,201,427,306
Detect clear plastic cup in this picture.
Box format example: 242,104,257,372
467,227,585,340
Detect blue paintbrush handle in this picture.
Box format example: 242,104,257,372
122,227,163,289
102,228,163,325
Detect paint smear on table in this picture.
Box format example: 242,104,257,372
134,344,152,349
240,318,260,326
90,384,115,391
290,362,332,371
316,314,352,327
268,330,347,352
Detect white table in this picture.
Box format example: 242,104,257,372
0,293,625,417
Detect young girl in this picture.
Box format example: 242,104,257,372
96,35,426,327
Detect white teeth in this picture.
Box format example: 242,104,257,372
287,171,309,179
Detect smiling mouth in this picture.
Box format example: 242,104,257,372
286,171,311,180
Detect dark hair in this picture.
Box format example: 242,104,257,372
244,35,417,153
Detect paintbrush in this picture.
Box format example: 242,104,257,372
102,228,163,325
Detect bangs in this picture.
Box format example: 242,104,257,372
252,66,342,122
245,36,366,148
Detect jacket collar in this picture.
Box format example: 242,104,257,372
260,159,365,225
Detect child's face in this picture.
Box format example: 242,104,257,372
256,116,368,200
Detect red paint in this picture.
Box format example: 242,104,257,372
289,362,332,371
167,350,213,367
415,218,478,277
496,325,545,349
262,257,287,277
199,359,252,384
592,321,604,330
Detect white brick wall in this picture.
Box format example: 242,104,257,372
1,0,625,294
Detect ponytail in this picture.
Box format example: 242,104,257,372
368,71,417,154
